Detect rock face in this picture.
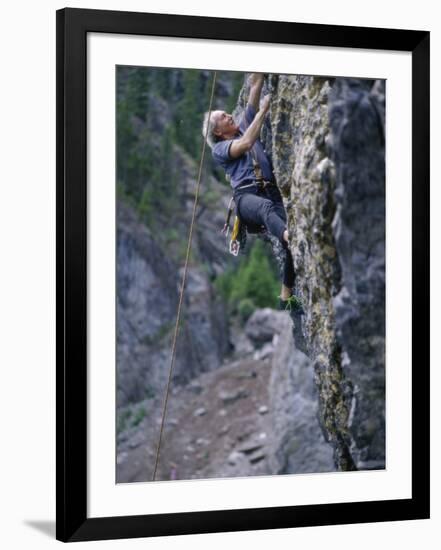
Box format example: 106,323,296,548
268,312,335,474
268,75,385,470
116,202,179,407
174,267,230,384
329,79,386,468
116,202,230,408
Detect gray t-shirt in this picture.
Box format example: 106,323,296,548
212,103,274,189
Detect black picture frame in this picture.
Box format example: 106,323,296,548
56,7,430,542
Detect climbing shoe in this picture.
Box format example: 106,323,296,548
279,294,304,315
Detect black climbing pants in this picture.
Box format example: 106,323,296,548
234,184,295,289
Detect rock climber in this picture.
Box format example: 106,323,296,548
202,73,300,310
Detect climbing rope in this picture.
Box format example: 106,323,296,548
151,71,218,481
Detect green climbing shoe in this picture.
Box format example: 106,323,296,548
279,294,304,315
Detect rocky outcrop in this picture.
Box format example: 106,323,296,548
117,202,179,406
268,75,385,470
173,267,230,384
117,308,334,482
329,79,386,468
268,311,335,474
116,201,230,408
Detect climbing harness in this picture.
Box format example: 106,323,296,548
151,71,218,481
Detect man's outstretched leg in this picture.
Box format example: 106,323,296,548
237,191,296,300
237,192,286,243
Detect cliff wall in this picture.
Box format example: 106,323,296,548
268,75,385,470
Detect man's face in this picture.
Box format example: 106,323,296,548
213,110,239,140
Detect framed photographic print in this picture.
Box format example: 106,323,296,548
56,7,430,542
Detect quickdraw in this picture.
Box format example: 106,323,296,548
221,196,245,257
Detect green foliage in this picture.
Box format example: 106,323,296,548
237,298,255,322
144,386,156,400
117,402,149,435
132,405,147,427
117,67,177,211
174,70,206,158
225,71,246,113
231,239,280,308
215,239,280,319
138,186,155,220
117,408,132,434
141,322,174,346
116,66,249,267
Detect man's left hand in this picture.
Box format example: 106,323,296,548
248,73,265,110
248,73,264,87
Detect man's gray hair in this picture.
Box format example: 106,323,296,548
202,111,220,149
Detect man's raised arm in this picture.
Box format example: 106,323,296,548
229,94,270,159
247,73,265,111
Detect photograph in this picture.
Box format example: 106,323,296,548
0,0,434,546
115,66,386,483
